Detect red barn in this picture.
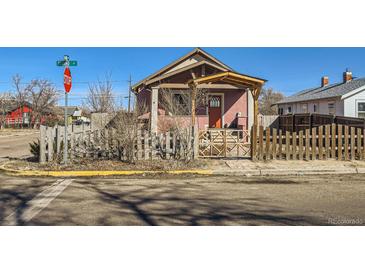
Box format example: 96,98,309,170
4,102,49,126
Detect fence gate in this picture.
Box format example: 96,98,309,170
198,129,251,158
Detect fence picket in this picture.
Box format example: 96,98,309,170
285,131,290,160
56,125,61,154
272,128,277,160
259,126,264,161
136,130,142,160
143,131,149,160
265,127,270,160
338,125,343,160
305,129,310,160
350,127,355,160
357,128,362,160
40,126,46,163
311,127,316,160
251,124,257,160
292,130,297,160
47,127,53,162
298,130,303,160
344,126,349,160
70,130,74,160
325,125,330,159
278,129,283,160
331,124,336,159
318,126,323,160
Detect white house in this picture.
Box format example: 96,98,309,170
276,70,365,118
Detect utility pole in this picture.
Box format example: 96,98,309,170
128,74,132,113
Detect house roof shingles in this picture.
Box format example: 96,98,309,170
277,77,365,104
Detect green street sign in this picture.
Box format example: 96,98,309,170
56,60,78,66
56,60,66,66
69,60,78,66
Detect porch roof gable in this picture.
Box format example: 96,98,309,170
189,71,267,88
132,48,234,92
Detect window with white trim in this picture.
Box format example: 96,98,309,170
301,103,308,113
328,102,335,115
287,106,292,114
357,102,365,118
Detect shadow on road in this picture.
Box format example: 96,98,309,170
0,177,48,225
24,178,326,226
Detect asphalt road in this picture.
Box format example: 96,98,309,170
0,130,39,160
1,173,364,225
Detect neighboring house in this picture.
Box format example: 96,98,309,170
54,106,90,125
3,102,50,125
132,48,266,133
5,102,32,125
276,70,365,118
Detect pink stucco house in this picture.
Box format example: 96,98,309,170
132,48,266,133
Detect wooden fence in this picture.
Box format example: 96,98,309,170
251,124,365,161
279,113,365,132
39,125,198,163
198,129,250,158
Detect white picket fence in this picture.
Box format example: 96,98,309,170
39,124,198,163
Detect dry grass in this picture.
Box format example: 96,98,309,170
3,158,209,172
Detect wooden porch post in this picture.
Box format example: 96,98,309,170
190,84,197,127
254,95,259,125
251,86,262,126
150,87,159,134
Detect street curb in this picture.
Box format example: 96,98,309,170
0,164,213,177
0,162,361,178
213,167,360,176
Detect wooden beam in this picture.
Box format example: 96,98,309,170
191,71,266,86
218,78,256,88
158,83,242,89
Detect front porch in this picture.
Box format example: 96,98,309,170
147,72,264,133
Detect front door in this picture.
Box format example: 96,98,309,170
208,95,222,128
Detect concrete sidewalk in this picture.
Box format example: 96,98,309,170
210,159,365,176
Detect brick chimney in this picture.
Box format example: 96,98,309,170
343,69,352,83
321,76,329,87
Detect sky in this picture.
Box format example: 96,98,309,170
1,47,365,108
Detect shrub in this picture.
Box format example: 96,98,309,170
29,140,40,160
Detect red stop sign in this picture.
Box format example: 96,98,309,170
64,67,72,93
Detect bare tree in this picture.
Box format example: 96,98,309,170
27,79,59,128
12,74,29,128
110,101,148,163
84,74,116,113
0,92,14,128
158,88,208,162
159,88,207,117
259,88,284,115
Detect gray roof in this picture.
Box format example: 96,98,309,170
277,77,365,104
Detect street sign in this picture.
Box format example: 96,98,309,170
68,60,78,66
57,60,78,66
56,55,77,165
64,67,72,93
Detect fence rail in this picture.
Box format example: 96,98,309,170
252,124,365,161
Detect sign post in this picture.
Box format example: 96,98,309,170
57,55,77,164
